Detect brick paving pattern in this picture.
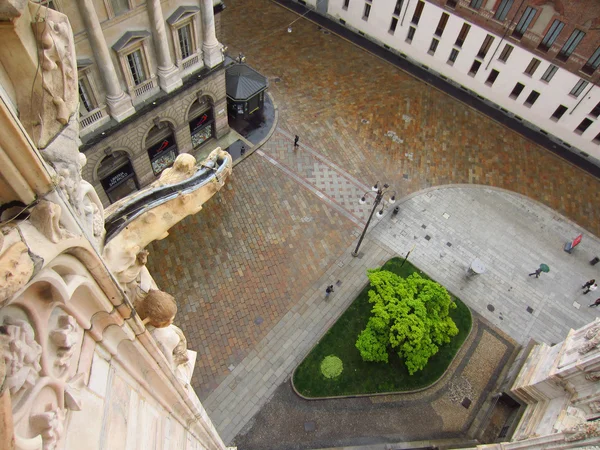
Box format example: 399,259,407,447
146,155,357,399
221,0,600,236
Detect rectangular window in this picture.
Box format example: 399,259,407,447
551,105,567,121
411,1,424,25
498,44,513,62
177,24,193,60
390,17,398,32
557,29,585,61
110,0,130,16
524,91,540,107
78,80,94,114
429,38,439,55
363,3,371,19
448,48,459,64
582,46,600,75
594,132,600,144
469,60,482,76
477,35,494,59
393,0,404,16
343,0,350,9
590,102,600,118
538,19,564,51
509,82,525,99
494,0,514,21
407,26,416,42
126,50,146,86
524,58,541,76
486,69,500,85
570,79,589,97
435,13,449,37
512,6,537,39
446,0,458,8
469,0,484,9
575,118,593,135
455,23,471,47
540,64,558,82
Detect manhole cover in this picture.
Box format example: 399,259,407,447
403,173,409,179
487,304,495,312
461,398,472,409
446,242,452,247
526,306,534,314
254,317,264,325
304,421,316,432
421,224,427,229
425,235,431,241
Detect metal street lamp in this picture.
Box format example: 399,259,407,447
352,182,396,257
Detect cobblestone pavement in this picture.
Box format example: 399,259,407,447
146,155,358,399
220,0,600,236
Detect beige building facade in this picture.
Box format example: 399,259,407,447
45,0,229,206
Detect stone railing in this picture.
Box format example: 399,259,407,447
182,53,201,71
132,76,158,99
79,105,108,131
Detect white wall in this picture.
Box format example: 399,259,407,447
326,0,600,162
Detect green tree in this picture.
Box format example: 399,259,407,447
355,270,458,375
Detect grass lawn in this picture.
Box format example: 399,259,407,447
293,257,472,398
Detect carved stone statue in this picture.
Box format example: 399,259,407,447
135,290,190,381
1,316,42,399
585,371,600,382
29,200,66,243
0,228,35,304
563,420,600,442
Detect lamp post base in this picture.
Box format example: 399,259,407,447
351,250,360,257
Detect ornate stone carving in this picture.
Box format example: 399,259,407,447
29,2,78,148
136,290,190,379
585,326,600,341
564,420,600,442
0,228,35,304
30,406,66,450
49,314,78,372
29,200,65,243
115,249,149,303
579,335,600,355
1,316,42,399
156,154,198,186
588,401,600,413
585,371,600,382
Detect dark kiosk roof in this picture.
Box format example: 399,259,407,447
226,64,268,101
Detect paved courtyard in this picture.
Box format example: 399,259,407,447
144,0,600,447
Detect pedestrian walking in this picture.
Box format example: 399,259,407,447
584,283,598,295
589,298,600,308
325,285,334,298
583,279,596,289
528,268,542,278
294,135,299,147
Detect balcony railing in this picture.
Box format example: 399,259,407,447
182,54,200,71
79,105,108,131
132,77,157,98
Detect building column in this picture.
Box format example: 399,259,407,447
77,0,135,122
147,0,182,93
200,0,223,68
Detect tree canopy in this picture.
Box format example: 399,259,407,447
355,270,458,375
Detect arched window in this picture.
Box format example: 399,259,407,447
188,95,215,149
146,121,178,175
98,151,138,203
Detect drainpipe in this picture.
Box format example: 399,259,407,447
485,0,527,70
401,0,411,26
569,78,597,115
